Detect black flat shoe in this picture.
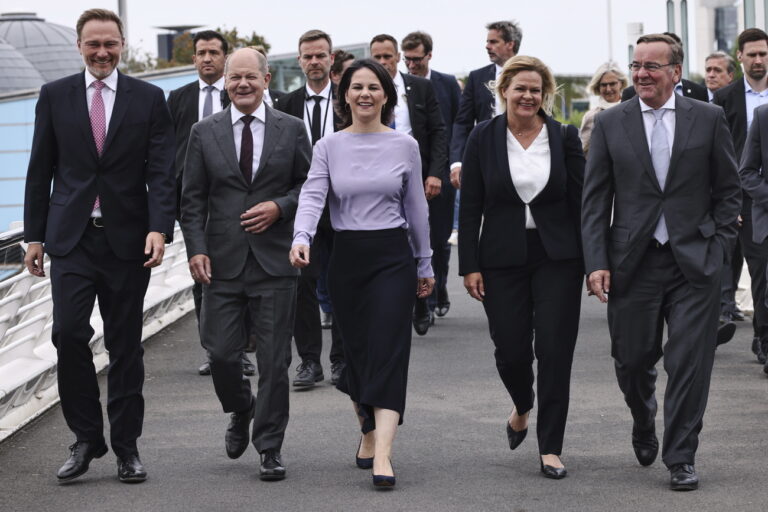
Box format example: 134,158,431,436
669,463,698,491
506,421,527,450
57,440,108,482
355,437,373,469
372,458,395,489
117,453,147,483
540,457,567,479
631,423,658,466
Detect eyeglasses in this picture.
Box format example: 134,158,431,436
599,81,620,88
629,62,676,72
403,55,426,64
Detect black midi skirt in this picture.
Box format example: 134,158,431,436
327,228,417,434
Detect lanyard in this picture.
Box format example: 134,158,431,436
304,89,332,139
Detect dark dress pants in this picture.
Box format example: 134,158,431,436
294,227,344,365
719,235,742,316
607,244,719,467
426,178,456,311
740,207,768,345
201,253,296,452
481,231,583,455
50,222,150,458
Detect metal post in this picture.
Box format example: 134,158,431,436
607,0,614,61
746,0,756,28
118,0,128,45
681,0,690,78
667,0,676,33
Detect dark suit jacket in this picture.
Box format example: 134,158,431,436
712,79,747,158
621,79,709,103
739,103,768,244
429,69,462,178
24,71,176,260
274,83,341,134
450,63,496,164
181,105,312,280
581,95,741,292
399,72,448,181
458,114,585,275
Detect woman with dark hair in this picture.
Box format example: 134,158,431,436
459,55,585,479
290,59,433,489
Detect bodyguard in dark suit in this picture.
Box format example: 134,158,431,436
450,20,522,189
713,28,768,362
275,30,345,389
401,31,461,321
181,48,311,481
23,9,175,483
582,34,741,490
370,34,447,335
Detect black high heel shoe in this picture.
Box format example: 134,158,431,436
355,437,373,470
506,421,527,450
540,456,567,479
372,458,396,488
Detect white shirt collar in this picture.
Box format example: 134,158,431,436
199,76,225,91
231,101,266,125
744,76,768,94
85,68,118,91
639,92,676,112
304,80,332,99
495,64,503,78
393,71,405,90
425,69,432,81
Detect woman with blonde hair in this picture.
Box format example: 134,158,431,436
579,61,628,155
459,55,585,479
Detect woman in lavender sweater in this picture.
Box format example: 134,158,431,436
290,59,434,488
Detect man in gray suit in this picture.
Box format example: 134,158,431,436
181,48,311,481
582,34,741,491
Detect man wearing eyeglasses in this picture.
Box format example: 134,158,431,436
582,33,740,491
714,28,768,369
621,32,708,103
401,31,461,327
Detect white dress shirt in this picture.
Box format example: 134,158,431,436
494,64,504,116
303,81,333,141
744,76,768,131
231,102,266,181
198,76,225,121
507,125,551,229
392,72,413,135
86,69,118,218
639,94,676,154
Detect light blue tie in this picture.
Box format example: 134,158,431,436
651,108,669,244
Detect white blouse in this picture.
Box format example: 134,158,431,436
506,126,551,229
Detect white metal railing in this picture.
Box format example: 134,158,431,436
0,225,194,440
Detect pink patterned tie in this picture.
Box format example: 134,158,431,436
90,80,106,211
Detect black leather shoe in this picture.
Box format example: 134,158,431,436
759,340,768,365
117,454,147,483
412,311,432,336
506,421,528,450
241,354,256,377
57,441,108,482
321,312,333,329
225,399,255,459
716,321,736,346
198,360,211,375
632,423,659,466
669,463,698,491
436,287,450,317
733,308,746,321
293,360,324,387
259,449,286,481
752,337,760,356
355,437,373,469
330,361,345,386
540,457,567,479
763,359,768,375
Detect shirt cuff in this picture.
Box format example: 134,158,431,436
292,232,312,247
417,257,434,278
450,162,462,171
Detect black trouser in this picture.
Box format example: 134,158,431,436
201,254,296,452
481,231,582,455
50,222,150,458
720,236,742,316
608,244,719,467
294,227,344,365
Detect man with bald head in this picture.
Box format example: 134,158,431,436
181,48,311,480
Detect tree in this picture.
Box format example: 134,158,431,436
216,26,271,53
172,32,195,64
120,45,157,74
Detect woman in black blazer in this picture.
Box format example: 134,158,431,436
458,55,585,479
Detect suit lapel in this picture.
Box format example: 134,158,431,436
620,98,660,192
492,117,522,202
256,106,282,176
102,72,132,155
69,75,99,160
212,106,245,185
668,97,695,183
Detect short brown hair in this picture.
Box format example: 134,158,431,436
76,8,124,39
401,31,432,54
370,34,398,52
494,55,557,115
298,30,332,51
738,28,768,52
636,33,683,65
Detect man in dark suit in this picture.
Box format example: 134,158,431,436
401,31,461,322
714,28,768,362
181,48,311,481
23,8,176,483
582,34,741,490
450,20,521,189
167,30,256,377
621,33,708,103
370,33,447,335
275,30,345,389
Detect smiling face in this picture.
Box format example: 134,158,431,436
370,40,400,78
598,71,622,103
193,38,226,84
632,41,680,110
501,70,543,121
299,38,334,86
345,67,387,124
225,49,271,115
486,29,516,66
77,19,124,79
403,44,431,77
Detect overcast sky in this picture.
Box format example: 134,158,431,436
8,1,672,76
